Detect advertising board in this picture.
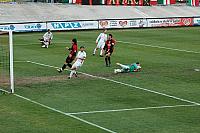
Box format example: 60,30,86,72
99,19,147,29
147,18,193,27
47,21,98,30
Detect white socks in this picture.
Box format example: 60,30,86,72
114,69,123,73
100,49,103,56
93,48,103,56
70,70,76,78
93,48,97,55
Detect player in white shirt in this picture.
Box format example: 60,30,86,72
40,29,53,48
68,46,86,79
93,29,107,57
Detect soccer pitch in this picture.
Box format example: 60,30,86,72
0,27,200,133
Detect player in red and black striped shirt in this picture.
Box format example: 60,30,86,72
104,34,116,67
57,38,78,73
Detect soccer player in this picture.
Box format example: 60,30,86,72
114,62,142,74
40,29,53,48
57,38,78,73
104,34,116,67
93,29,107,57
68,46,86,79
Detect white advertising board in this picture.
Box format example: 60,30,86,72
99,19,147,29
47,21,98,30
0,23,46,32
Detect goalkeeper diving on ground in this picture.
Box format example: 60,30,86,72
114,62,142,74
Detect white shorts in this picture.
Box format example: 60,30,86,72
97,42,105,49
72,61,82,69
43,39,49,45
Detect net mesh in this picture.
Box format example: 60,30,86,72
0,31,10,93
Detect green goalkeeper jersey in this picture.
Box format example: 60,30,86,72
128,63,138,72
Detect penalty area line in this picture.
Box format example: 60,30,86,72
118,41,200,54
0,88,117,133
68,104,199,115
27,60,200,106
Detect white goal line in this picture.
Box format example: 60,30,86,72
68,104,199,115
27,60,200,106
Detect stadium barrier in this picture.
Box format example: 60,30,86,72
0,17,200,32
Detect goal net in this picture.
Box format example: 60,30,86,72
0,30,14,94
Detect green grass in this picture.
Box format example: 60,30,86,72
0,27,200,133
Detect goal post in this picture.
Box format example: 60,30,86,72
0,30,14,93
9,31,14,93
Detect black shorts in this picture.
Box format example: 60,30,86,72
65,55,76,63
105,50,113,56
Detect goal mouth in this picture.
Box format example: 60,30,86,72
0,30,14,93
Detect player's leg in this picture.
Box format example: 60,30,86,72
105,54,108,67
42,40,49,48
69,68,76,79
100,48,104,57
93,47,98,55
93,42,101,55
57,56,72,73
108,56,111,66
100,43,105,57
68,62,81,79
57,62,67,73
116,63,129,69
39,38,44,45
107,53,111,66
114,69,124,73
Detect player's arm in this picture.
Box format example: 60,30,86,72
96,33,101,44
43,33,49,41
50,33,53,40
77,57,86,61
43,32,47,38
65,46,72,57
133,65,142,72
77,53,86,61
111,39,116,46
116,63,121,66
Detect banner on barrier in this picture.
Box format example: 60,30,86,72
0,24,15,31
47,21,98,30
0,17,198,32
147,18,193,27
99,19,147,29
194,18,200,26
0,23,46,32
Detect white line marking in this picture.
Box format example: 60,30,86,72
0,61,27,63
118,41,200,54
27,61,200,106
0,88,116,133
68,104,199,115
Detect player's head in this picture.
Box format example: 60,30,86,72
136,62,142,71
136,62,140,65
103,29,107,33
72,38,77,44
80,46,85,51
47,29,51,33
108,34,113,40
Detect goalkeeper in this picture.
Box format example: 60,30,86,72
40,29,53,48
114,62,142,74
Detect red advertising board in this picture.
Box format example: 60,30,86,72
147,18,193,27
